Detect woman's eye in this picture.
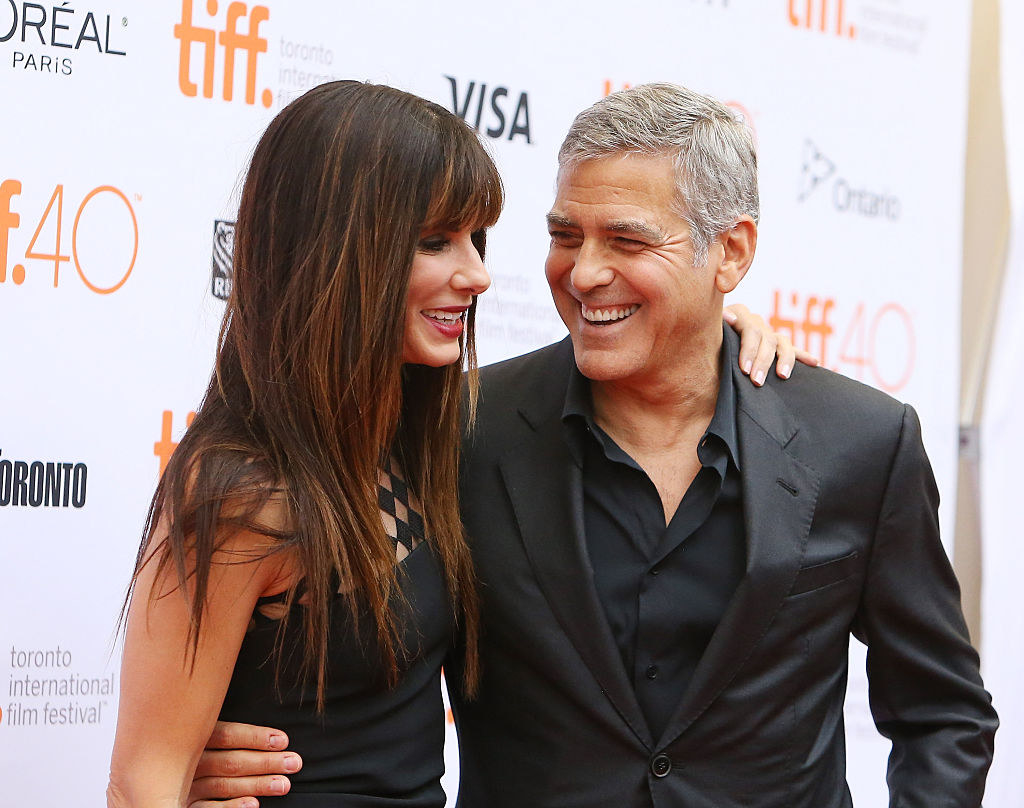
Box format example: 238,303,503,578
418,237,448,253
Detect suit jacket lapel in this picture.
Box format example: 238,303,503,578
660,336,821,746
498,341,653,749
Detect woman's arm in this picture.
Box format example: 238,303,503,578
107,515,289,808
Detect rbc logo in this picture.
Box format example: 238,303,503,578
173,0,272,107
444,76,531,143
211,219,234,301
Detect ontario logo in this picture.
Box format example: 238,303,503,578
798,139,900,221
211,219,234,301
173,0,272,107
798,140,835,202
0,2,128,76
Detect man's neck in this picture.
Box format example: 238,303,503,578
590,326,723,456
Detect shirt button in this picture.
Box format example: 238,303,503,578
650,566,661,576
651,753,672,778
645,665,659,680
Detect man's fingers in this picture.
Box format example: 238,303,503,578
195,749,303,778
188,774,292,805
189,798,261,808
206,721,289,751
187,723,298,807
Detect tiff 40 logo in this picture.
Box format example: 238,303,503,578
174,0,272,108
769,289,915,393
0,179,138,293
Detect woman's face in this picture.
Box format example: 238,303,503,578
402,226,491,366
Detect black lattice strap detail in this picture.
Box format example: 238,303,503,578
378,462,425,555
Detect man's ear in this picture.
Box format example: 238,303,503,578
714,216,757,294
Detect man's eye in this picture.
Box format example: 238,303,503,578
549,231,580,246
614,237,646,250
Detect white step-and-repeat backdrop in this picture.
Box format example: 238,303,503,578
1,1,971,804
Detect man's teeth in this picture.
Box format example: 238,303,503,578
582,303,640,323
423,309,464,322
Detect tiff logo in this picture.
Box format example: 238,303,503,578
788,0,855,38
154,410,196,476
173,0,272,107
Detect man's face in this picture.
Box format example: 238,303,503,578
545,153,725,388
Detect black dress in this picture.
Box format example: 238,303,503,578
218,462,454,806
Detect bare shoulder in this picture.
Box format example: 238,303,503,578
145,473,300,601
233,487,302,598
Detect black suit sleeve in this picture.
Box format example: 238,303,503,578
852,404,996,807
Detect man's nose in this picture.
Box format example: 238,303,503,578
569,243,615,292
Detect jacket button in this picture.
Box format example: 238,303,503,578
651,753,672,778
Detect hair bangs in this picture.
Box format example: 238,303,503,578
422,125,503,235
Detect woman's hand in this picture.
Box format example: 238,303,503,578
724,303,819,386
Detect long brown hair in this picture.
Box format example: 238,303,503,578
128,81,502,705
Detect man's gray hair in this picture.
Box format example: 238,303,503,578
557,82,759,266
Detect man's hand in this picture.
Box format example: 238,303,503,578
187,721,302,808
724,303,819,386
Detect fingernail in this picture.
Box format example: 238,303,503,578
723,309,737,323
268,733,287,750
241,800,259,808
270,777,288,795
754,369,766,386
283,754,301,772
742,359,752,375
778,363,791,379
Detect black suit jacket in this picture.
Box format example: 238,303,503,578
449,331,995,808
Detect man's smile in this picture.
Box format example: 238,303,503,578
580,302,641,325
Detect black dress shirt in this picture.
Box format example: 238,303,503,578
562,338,747,741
